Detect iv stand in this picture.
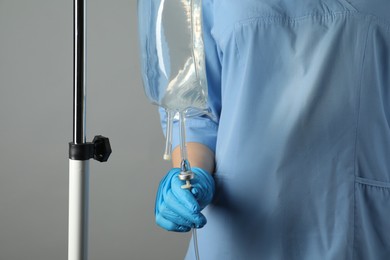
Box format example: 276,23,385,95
68,0,111,259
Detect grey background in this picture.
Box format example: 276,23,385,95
0,0,189,259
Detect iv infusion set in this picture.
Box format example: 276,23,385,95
138,0,209,259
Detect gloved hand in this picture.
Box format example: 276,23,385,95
155,167,215,232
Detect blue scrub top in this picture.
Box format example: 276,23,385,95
160,0,390,259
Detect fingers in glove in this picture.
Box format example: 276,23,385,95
164,189,207,228
155,213,191,232
158,202,198,228
170,176,201,212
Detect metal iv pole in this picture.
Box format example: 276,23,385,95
68,0,111,259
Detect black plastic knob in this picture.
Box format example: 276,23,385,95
92,135,112,162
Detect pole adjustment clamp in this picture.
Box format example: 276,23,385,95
69,135,112,162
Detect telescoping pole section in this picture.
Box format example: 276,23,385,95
73,0,86,145
68,1,111,259
69,0,88,259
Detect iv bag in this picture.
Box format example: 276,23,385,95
137,0,208,115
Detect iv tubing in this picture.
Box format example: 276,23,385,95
179,111,200,260
164,110,174,161
192,228,200,260
179,112,188,162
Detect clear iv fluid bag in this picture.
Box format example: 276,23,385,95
138,2,205,258
138,0,208,114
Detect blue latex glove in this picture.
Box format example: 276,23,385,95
155,167,215,232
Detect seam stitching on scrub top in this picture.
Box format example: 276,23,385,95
232,26,241,70
339,0,359,12
234,10,356,27
217,11,357,56
352,16,372,260
353,181,358,260
355,177,390,189
362,15,390,33
352,18,372,181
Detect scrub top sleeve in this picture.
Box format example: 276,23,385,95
159,107,218,154
158,0,222,154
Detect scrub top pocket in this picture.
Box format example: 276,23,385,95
354,177,390,260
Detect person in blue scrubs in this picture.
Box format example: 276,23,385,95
155,0,390,259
